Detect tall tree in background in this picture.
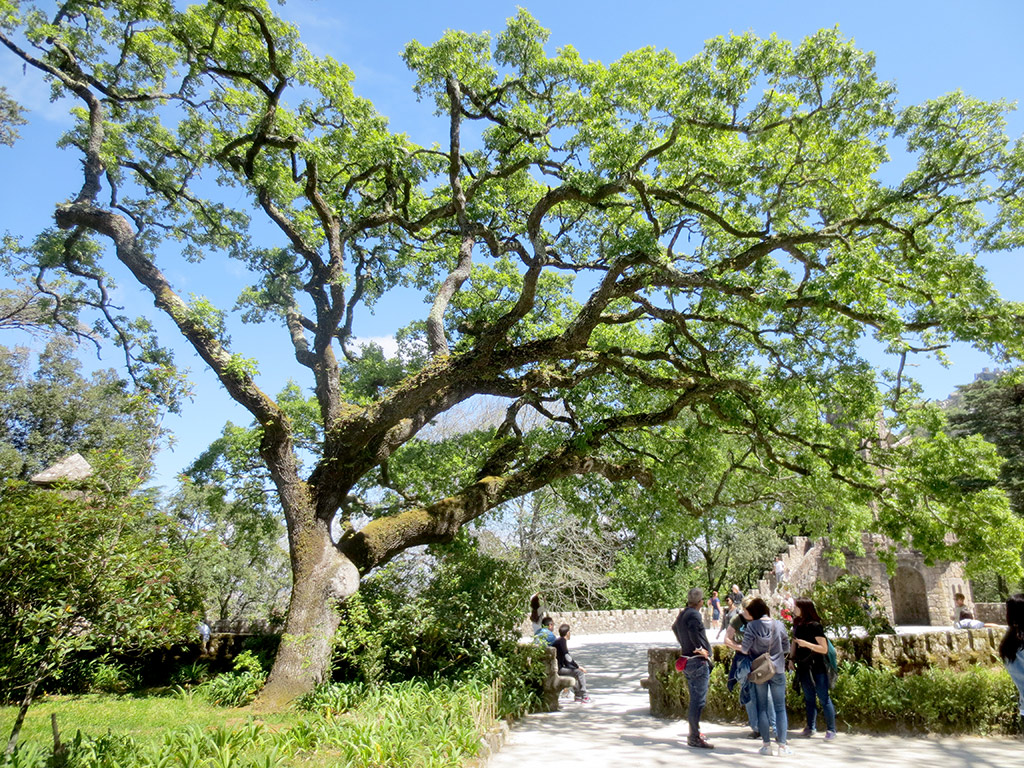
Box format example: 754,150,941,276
946,369,1024,596
167,417,293,623
947,369,1024,517
3,3,1024,704
0,339,162,480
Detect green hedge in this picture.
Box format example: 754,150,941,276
683,660,1019,735
832,662,1019,734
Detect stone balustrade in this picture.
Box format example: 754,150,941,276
866,627,1003,672
522,608,679,637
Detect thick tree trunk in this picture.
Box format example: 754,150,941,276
5,670,43,756
255,520,360,709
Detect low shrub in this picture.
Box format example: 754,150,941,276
669,654,1019,735
88,661,137,695
195,650,266,707
296,677,504,765
490,644,546,719
169,660,212,687
831,661,1019,734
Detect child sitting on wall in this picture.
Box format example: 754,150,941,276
953,593,1000,629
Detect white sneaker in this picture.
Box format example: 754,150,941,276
758,745,773,756
777,744,793,756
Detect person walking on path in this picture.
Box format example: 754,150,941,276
672,587,714,749
791,597,837,740
999,593,1024,735
710,590,722,627
716,593,735,639
553,623,591,703
741,597,791,756
731,583,745,606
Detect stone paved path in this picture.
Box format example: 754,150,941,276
486,631,1022,768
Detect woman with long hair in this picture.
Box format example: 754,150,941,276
790,597,837,740
999,594,1024,734
529,593,542,632
740,597,791,755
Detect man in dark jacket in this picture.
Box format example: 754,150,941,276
672,587,713,749
553,623,591,703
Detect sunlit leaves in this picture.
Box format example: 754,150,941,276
0,451,195,698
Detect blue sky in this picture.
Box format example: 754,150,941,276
1,0,1022,490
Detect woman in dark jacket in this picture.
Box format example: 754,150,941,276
999,593,1024,733
790,597,836,739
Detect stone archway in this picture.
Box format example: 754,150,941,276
890,565,930,625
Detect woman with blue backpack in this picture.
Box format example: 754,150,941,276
790,597,837,740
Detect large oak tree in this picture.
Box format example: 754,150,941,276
3,2,1024,704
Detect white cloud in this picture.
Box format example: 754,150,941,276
1,57,75,125
353,335,399,358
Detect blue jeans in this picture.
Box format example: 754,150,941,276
744,680,776,734
798,666,836,732
684,658,709,739
754,672,788,745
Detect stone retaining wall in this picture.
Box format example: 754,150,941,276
522,608,679,636
867,627,1003,672
974,602,1005,623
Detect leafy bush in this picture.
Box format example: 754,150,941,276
832,661,1019,734
473,642,546,718
293,678,490,765
88,662,137,695
169,660,212,687
812,574,894,638
196,650,266,707
604,550,695,610
333,532,531,684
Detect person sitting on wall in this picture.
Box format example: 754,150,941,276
953,593,1000,629
554,623,591,703
534,615,557,645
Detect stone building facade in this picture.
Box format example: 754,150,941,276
763,533,971,627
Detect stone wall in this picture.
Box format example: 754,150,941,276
644,645,733,719
765,534,971,627
975,602,1005,623
522,608,679,637
865,627,1002,673
211,619,277,635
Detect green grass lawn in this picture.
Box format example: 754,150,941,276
1,682,492,767
0,690,299,751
